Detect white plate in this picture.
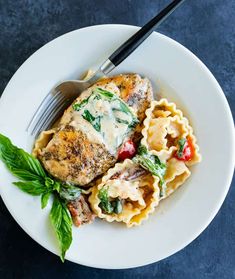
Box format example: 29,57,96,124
0,25,234,269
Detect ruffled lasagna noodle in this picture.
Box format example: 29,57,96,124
32,129,56,157
33,77,201,228
141,98,201,199
163,158,191,199
89,159,160,227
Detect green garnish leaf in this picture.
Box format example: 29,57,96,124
177,138,187,158
0,134,46,180
59,184,82,201
98,187,114,214
41,192,51,209
0,133,74,262
9,169,44,182
53,181,61,193
13,180,47,196
50,195,73,262
133,145,167,197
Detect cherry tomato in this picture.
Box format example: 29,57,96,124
118,139,137,161
175,137,194,161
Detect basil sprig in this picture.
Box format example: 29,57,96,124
0,134,82,262
133,145,167,197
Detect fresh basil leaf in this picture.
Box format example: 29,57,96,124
0,134,46,180
41,192,51,209
133,145,167,197
13,180,47,196
98,187,114,214
44,177,54,187
177,138,187,158
44,177,60,191
53,181,61,193
50,195,72,262
10,169,44,182
59,184,81,201
0,134,75,262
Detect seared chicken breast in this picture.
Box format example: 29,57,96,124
37,74,153,186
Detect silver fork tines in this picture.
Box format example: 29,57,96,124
27,89,64,136
33,93,66,135
26,64,111,138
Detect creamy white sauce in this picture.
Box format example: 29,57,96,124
70,89,135,155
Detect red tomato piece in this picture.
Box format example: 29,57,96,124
175,137,194,161
118,139,137,161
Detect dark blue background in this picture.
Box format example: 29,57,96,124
0,0,234,278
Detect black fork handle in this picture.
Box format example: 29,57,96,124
108,0,186,67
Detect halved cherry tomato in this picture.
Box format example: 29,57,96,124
118,139,137,161
175,137,194,161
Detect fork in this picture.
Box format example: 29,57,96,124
27,0,185,137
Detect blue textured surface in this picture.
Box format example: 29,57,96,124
0,0,234,278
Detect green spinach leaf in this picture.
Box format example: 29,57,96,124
72,98,89,111
98,187,114,214
82,110,101,132
133,145,167,197
94,88,114,100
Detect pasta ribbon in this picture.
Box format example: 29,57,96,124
89,159,160,227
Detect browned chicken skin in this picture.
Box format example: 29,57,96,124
37,74,153,186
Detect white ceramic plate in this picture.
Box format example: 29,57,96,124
0,25,234,269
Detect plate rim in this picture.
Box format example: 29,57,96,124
0,24,234,269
